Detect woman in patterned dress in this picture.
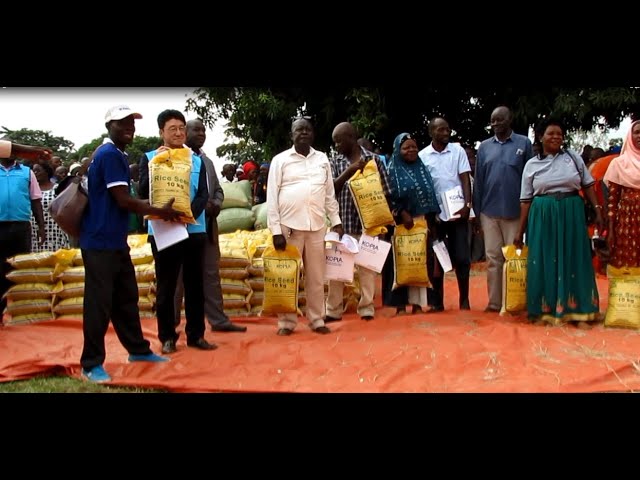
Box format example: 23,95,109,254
514,118,603,327
30,162,69,252
604,120,640,269
382,132,441,315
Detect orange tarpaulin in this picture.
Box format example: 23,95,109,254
2,274,640,393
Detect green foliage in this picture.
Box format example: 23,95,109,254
186,87,640,156
0,375,165,393
71,135,162,165
1,126,75,159
216,139,265,165
566,127,611,152
71,135,107,163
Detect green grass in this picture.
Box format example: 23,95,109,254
0,375,166,393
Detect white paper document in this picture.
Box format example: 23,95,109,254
432,240,453,273
149,219,188,251
354,234,391,273
440,186,476,221
324,232,360,254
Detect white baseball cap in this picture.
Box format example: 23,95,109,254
104,105,143,123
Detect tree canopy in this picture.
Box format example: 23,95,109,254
186,87,640,160
72,135,161,165
1,126,75,158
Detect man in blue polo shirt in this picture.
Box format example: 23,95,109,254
473,106,533,313
79,105,181,383
0,140,51,319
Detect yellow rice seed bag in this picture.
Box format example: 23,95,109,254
58,266,85,283
6,299,52,317
262,244,301,315
4,283,53,301
127,234,149,249
138,296,155,312
53,297,84,315
392,220,430,289
7,252,58,269
6,312,54,325
604,266,640,330
135,264,156,283
220,278,251,296
54,282,85,299
148,148,195,224
348,160,394,230
6,267,56,284
130,243,154,265
500,245,528,315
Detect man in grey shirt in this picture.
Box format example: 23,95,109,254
473,106,532,313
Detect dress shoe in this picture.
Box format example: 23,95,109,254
313,326,331,334
484,306,500,313
211,323,247,333
411,304,422,314
361,316,374,321
460,299,470,310
324,315,342,323
427,306,444,313
161,339,177,354
187,338,218,350
277,328,293,336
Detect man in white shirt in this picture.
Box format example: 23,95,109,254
267,117,344,336
418,117,473,312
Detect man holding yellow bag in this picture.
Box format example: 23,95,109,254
140,109,216,354
325,122,393,323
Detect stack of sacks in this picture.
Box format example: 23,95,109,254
2,251,68,324
51,235,156,320
242,229,271,316
218,180,256,234
218,232,252,316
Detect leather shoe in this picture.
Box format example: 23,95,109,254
427,306,444,313
277,328,293,336
187,338,218,350
211,323,247,332
313,326,331,334
161,339,177,354
324,316,342,323
460,299,470,310
361,316,374,321
484,306,500,313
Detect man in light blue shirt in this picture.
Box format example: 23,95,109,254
473,106,532,313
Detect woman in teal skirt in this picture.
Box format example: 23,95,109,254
514,118,604,327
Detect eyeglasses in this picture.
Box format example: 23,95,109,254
165,125,187,134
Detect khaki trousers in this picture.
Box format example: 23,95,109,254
326,263,377,319
278,226,327,331
481,213,520,310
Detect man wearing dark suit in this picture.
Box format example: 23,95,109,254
174,119,247,332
